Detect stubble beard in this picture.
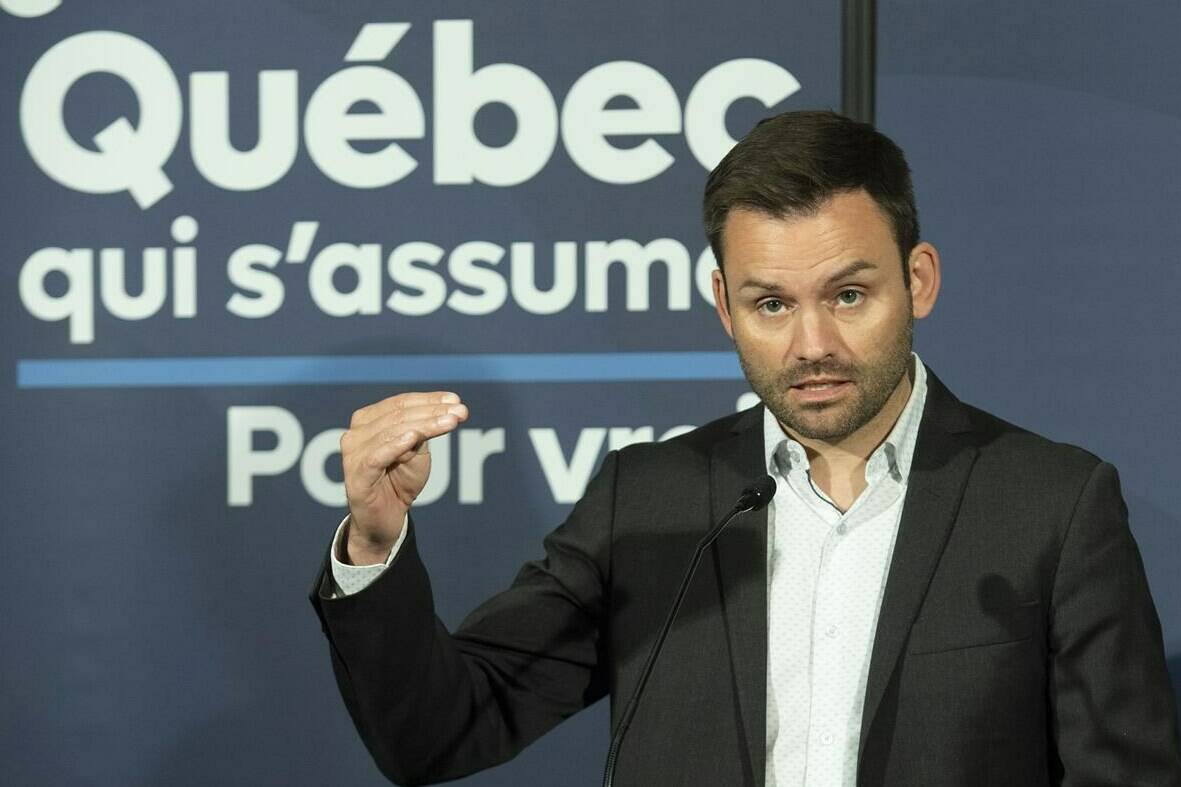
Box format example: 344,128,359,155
737,313,914,441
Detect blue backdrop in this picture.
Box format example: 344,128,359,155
2,1,1177,785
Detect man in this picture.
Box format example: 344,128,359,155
310,111,1181,786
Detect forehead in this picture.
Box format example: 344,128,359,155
721,190,898,281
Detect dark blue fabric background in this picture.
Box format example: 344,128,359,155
1,1,1176,784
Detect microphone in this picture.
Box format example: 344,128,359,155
602,475,777,787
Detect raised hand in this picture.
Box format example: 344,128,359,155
339,391,469,564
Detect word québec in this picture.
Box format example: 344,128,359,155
20,20,800,208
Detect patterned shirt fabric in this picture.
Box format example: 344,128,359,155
328,357,930,787
763,356,927,787
329,514,406,596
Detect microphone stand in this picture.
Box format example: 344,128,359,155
601,476,776,787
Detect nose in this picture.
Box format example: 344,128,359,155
792,305,840,362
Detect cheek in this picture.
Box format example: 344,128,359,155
733,321,792,363
846,302,909,352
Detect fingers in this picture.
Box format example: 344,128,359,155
343,412,467,490
348,401,469,447
342,391,470,493
350,391,462,429
360,412,463,457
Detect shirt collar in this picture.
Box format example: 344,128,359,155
762,354,929,485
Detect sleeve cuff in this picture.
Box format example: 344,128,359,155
328,514,409,597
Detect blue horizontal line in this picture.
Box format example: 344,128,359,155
16,352,745,388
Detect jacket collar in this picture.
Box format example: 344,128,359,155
857,370,977,761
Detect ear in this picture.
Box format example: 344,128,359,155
712,269,735,339
907,242,941,320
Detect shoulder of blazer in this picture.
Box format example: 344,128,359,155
595,405,764,504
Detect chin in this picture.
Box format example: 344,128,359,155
780,405,864,441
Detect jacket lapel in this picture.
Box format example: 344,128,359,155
858,372,979,759
710,405,769,786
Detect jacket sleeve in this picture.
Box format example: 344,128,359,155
1047,461,1181,786
308,451,618,786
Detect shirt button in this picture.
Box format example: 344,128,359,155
820,732,834,745
825,625,839,638
835,523,848,536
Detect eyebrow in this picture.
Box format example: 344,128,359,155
736,259,880,293
737,278,783,293
822,259,878,287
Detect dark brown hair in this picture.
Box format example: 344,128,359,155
703,110,919,283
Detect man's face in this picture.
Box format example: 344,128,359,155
713,190,934,442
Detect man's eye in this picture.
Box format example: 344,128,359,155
758,299,785,314
837,290,863,306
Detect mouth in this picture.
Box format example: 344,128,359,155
789,378,853,403
790,378,850,390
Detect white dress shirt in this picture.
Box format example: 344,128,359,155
328,357,929,787
763,357,927,786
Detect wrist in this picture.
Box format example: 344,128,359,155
341,517,400,566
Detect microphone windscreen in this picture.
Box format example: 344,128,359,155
740,474,777,511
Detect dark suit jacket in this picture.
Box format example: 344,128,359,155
310,372,1181,786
